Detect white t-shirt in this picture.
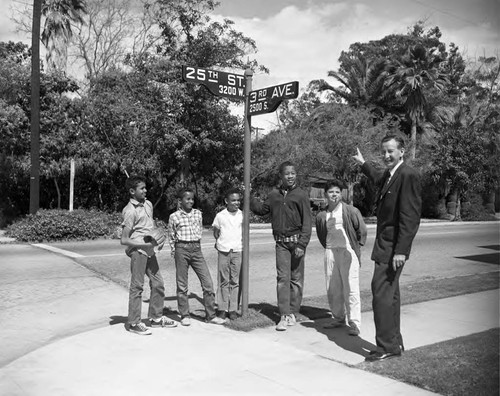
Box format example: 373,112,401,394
325,203,349,249
212,208,243,252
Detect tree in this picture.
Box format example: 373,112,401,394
385,44,449,159
41,0,87,72
70,0,146,80
311,55,392,118
326,22,455,159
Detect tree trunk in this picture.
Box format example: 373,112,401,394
483,190,496,214
179,157,190,187
409,115,417,160
455,194,461,221
446,188,458,220
346,182,354,205
53,178,61,209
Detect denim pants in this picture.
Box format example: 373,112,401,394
217,250,242,312
324,247,361,328
175,242,216,320
275,241,305,316
128,251,165,325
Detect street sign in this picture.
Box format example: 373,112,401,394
248,81,299,116
182,66,246,100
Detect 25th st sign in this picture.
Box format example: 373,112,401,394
248,81,299,116
182,66,246,100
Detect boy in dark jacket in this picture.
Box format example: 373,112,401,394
315,179,367,336
251,161,312,331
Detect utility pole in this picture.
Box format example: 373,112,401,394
30,0,41,214
252,126,264,141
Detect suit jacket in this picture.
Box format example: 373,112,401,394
361,161,422,263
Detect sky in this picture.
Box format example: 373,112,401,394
1,0,499,131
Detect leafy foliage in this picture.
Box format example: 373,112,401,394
5,209,122,242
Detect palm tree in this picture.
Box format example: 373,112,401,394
385,45,448,159
312,55,392,117
41,0,87,72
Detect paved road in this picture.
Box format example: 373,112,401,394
41,222,499,308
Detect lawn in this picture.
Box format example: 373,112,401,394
224,270,500,331
357,328,499,396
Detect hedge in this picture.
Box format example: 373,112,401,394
5,209,122,243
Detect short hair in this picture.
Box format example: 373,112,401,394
278,160,295,175
381,134,406,149
177,186,195,199
324,179,346,192
225,187,241,200
126,175,145,191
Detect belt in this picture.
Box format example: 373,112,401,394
176,240,201,244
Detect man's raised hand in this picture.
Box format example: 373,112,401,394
353,147,365,165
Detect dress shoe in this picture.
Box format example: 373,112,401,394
365,351,402,362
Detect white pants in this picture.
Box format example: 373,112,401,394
324,247,361,328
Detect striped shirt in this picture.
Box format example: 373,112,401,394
168,208,203,252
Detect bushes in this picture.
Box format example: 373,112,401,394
5,209,122,243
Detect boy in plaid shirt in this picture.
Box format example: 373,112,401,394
168,187,225,326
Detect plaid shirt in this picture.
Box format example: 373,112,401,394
168,208,203,252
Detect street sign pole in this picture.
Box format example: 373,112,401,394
181,65,298,317
241,68,253,316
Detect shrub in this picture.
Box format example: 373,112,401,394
461,194,497,222
5,209,123,242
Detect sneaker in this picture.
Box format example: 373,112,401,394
276,315,288,331
128,322,152,336
181,317,191,326
323,320,346,329
287,313,296,326
348,323,360,336
217,310,227,320
150,316,178,328
208,316,226,325
228,311,238,320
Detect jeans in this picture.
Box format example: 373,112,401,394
324,247,361,328
128,251,165,325
175,242,216,320
217,250,242,312
275,241,305,316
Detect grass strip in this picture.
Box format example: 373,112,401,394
357,328,499,396
225,271,499,331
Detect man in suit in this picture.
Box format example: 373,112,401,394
353,135,422,361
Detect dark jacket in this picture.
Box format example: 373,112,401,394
315,202,367,261
361,161,422,263
250,185,312,250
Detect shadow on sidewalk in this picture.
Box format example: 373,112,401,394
300,321,377,359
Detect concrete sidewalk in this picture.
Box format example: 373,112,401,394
0,239,498,395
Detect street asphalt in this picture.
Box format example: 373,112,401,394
0,221,498,395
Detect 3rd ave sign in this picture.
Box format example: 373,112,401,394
248,81,299,116
182,66,246,100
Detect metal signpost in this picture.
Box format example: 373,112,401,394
182,65,299,315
